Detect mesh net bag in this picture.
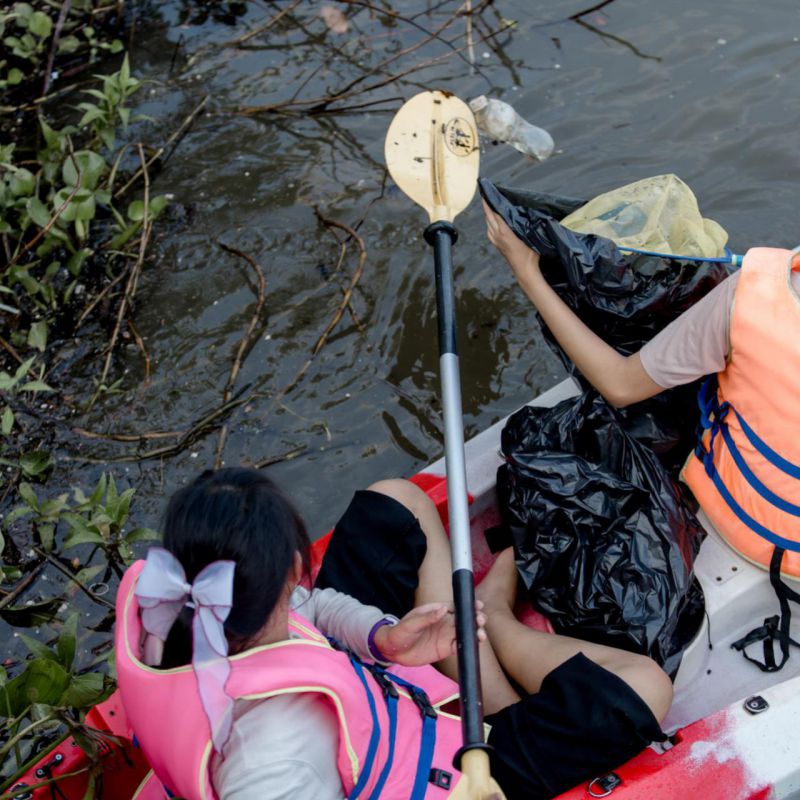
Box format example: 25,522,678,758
560,174,728,258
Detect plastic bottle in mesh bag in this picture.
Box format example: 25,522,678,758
468,95,554,161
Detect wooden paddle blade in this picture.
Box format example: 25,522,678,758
385,90,480,224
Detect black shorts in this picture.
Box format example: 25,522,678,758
316,490,665,800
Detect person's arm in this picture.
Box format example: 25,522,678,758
483,199,663,408
295,585,484,666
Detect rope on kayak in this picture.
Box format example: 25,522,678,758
617,245,744,268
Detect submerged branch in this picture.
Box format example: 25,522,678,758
95,144,151,403
214,242,268,469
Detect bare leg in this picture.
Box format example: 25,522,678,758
476,549,674,722
367,479,520,714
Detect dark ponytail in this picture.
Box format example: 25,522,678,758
159,468,310,668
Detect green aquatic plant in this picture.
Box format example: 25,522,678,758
5,473,159,561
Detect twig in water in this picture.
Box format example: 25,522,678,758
127,318,151,387
463,0,475,72
95,144,151,403
254,445,307,469
79,387,252,463
72,427,183,441
0,334,25,367
569,0,619,19
213,242,268,469
269,210,367,404
75,268,128,330
0,562,45,612
573,17,661,61
226,0,302,46
114,96,208,199
33,548,115,609
42,0,73,96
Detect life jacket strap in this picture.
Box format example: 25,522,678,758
328,634,438,800
731,548,800,672
694,377,800,553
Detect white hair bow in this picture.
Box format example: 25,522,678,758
136,547,236,753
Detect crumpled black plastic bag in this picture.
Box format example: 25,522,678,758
497,392,705,675
479,178,730,474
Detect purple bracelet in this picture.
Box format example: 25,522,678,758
368,617,397,662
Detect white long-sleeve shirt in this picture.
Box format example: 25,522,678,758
211,585,387,800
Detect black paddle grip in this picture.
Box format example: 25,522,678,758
452,567,487,763
425,222,459,357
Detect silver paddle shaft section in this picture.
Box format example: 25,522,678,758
439,351,473,572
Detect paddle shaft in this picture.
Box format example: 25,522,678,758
425,220,486,754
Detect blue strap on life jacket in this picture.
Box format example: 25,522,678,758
365,670,399,800
382,671,438,800
695,377,800,553
348,657,382,800
334,638,438,800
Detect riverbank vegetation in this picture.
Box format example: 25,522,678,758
1,1,164,788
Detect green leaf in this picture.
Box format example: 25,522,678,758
9,167,35,197
58,34,79,54
127,200,145,222
113,487,135,526
88,474,107,506
149,195,169,217
14,4,34,21
26,195,51,228
125,527,160,544
1,405,14,435
14,356,36,382
5,658,70,715
63,527,105,549
17,481,40,511
61,672,107,708
0,597,61,628
77,104,105,128
27,10,52,38
19,380,53,393
7,67,23,84
38,523,54,551
4,505,32,525
57,612,79,669
20,449,54,477
26,320,47,352
120,53,130,84
62,150,105,190
18,633,59,663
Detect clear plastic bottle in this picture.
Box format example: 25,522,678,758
468,95,554,161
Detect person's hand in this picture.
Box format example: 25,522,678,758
374,602,487,667
482,198,541,286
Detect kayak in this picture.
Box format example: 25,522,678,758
8,377,800,800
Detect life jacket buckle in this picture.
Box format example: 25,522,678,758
370,667,399,699
409,686,437,719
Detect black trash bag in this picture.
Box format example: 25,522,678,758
479,178,730,474
497,391,705,675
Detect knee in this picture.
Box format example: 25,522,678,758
628,656,673,724
366,478,433,519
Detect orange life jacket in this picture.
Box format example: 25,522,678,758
682,246,800,669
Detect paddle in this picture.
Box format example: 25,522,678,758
385,91,505,800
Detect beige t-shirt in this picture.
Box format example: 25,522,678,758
640,269,800,389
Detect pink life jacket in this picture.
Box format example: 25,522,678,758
115,561,467,800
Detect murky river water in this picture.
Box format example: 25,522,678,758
5,0,800,702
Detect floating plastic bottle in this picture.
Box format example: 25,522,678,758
468,95,554,161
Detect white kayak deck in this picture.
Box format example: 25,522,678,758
426,377,800,732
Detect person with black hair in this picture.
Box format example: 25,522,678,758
118,468,672,800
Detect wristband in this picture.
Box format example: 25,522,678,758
368,616,398,662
